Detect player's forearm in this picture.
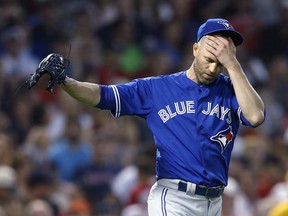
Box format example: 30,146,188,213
61,77,101,106
227,61,265,126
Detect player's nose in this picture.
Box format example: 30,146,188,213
209,63,218,73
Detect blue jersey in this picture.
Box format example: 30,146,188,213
97,71,255,187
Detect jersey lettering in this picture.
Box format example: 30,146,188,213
158,109,170,123
175,101,186,114
202,102,230,120
166,105,177,119
158,101,195,123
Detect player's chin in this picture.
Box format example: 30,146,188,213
201,75,215,85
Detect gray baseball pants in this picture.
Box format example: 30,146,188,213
148,179,222,216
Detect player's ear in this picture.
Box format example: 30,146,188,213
193,42,199,56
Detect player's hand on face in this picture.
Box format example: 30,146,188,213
204,35,237,69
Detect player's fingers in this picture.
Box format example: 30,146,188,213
205,36,228,55
204,37,219,53
206,35,236,57
205,36,218,47
205,43,219,58
216,36,235,50
206,35,230,49
206,36,223,51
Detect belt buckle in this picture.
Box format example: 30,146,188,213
205,186,211,197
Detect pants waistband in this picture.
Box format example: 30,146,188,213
157,179,224,198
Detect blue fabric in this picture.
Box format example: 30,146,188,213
97,71,262,186
197,18,243,46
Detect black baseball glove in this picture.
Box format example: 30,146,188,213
27,53,70,93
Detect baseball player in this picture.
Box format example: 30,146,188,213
28,18,265,215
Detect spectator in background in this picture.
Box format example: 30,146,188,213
222,177,239,216
22,125,51,168
121,145,156,216
96,49,127,85
73,133,120,205
111,145,155,207
93,192,121,216
258,3,288,63
251,0,281,26
0,132,17,166
235,43,269,89
152,19,184,72
0,165,23,216
0,25,39,78
24,170,59,216
25,199,53,216
126,146,156,206
9,95,35,145
269,55,288,114
29,0,63,59
257,172,288,216
21,103,51,168
227,0,262,53
48,117,93,182
68,6,101,80
67,196,91,216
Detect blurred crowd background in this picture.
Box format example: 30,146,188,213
0,0,288,215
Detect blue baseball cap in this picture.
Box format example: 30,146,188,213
197,18,243,46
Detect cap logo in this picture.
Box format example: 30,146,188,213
217,20,233,30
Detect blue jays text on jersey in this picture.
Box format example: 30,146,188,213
96,71,256,187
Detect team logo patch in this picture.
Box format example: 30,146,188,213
210,126,234,153
217,20,233,30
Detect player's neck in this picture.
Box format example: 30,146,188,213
186,66,197,83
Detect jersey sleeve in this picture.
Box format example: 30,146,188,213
96,78,152,118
